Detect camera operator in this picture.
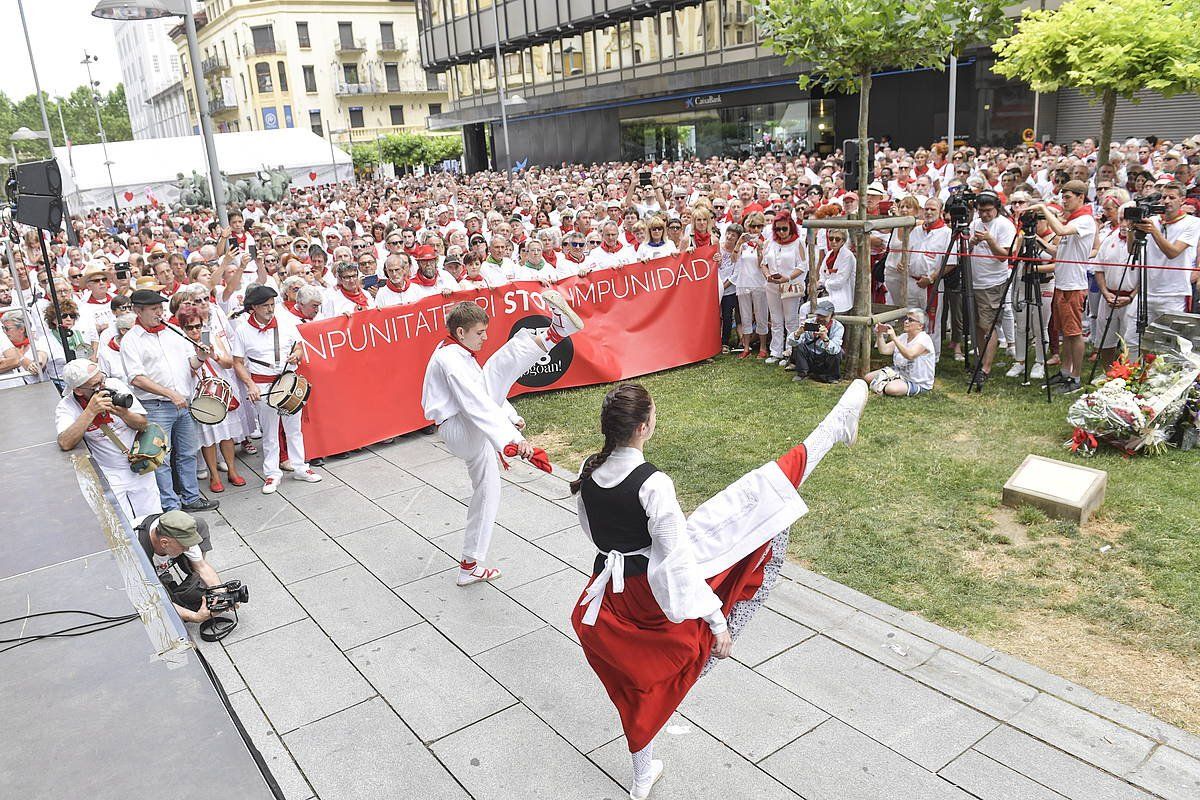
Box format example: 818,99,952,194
787,299,844,383
1028,180,1096,393
55,358,162,521
1132,182,1200,354
967,191,1017,383
136,509,223,624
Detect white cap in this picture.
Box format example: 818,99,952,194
321,226,341,240
63,359,100,391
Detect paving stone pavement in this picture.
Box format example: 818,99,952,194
193,432,1200,800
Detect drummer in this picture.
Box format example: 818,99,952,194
229,285,323,494
178,306,247,494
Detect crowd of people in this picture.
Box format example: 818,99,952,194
4,131,1200,522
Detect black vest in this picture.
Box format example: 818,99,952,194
580,461,658,577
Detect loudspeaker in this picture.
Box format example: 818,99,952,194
842,138,874,192
14,194,63,232
13,159,62,198
9,159,64,233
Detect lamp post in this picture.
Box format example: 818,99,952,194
16,0,54,150
82,52,121,212
327,126,347,183
490,0,512,182
92,0,228,226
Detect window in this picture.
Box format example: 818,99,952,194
723,0,753,46
704,0,720,50
296,21,310,48
302,65,317,93
530,43,553,85
255,62,273,93
338,21,355,49
385,63,400,92
380,22,395,49
675,6,705,57
390,105,405,125
596,26,619,72
632,18,659,63
276,61,288,92
452,0,468,18
250,25,275,55
427,0,443,26
659,10,675,60
429,103,442,116
342,64,359,84
503,53,524,90
349,107,365,128
309,109,322,136
426,70,442,91
453,63,474,97
559,34,587,76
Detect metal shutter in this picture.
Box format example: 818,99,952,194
1055,88,1200,143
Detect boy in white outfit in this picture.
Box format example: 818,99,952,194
422,290,584,585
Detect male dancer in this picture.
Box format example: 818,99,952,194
422,290,583,585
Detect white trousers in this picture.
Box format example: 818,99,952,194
1094,297,1133,349
112,475,163,524
737,289,769,335
884,272,923,310
439,330,546,563
256,398,307,480
1013,285,1053,363
765,288,802,357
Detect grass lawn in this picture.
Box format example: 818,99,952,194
513,352,1200,733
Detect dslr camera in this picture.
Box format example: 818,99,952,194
101,381,134,409
802,316,821,333
1122,192,1167,224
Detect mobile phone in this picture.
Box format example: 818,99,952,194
115,262,130,279
201,330,211,347
228,236,239,250
249,244,258,261
639,172,652,187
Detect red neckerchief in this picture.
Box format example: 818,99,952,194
339,286,370,308
86,293,113,304
564,248,585,264
624,230,638,246
932,159,947,171
1161,213,1186,229
284,300,303,317
560,223,573,235
600,240,624,254
923,217,946,232
412,270,438,287
11,337,30,349
107,338,121,352
246,312,278,331
137,319,165,334
76,392,113,428
913,165,929,176
824,248,840,274
543,249,558,266
385,279,408,293
163,281,180,296
443,335,482,365
1065,205,1093,223
168,315,180,326
773,220,800,245
693,231,713,248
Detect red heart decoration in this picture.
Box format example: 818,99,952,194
123,191,134,202
309,171,318,181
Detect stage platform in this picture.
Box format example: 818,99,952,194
0,383,276,800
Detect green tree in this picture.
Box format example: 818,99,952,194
379,131,463,170
994,0,1200,153
755,0,1010,373
351,143,379,171
0,84,132,161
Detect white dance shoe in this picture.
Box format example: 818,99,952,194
630,760,664,800
541,289,584,338
831,378,869,447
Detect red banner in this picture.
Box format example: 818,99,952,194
296,247,718,457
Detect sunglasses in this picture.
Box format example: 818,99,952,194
60,313,79,319
668,224,682,229
87,276,106,283
183,323,204,331
774,226,790,233
902,316,918,324
565,242,584,248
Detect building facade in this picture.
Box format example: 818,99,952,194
169,0,449,152
113,19,190,140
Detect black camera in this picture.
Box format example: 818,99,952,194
1019,210,1044,231
945,189,977,226
102,383,134,408
205,580,249,613
638,171,653,187
1122,192,1167,223
803,318,821,332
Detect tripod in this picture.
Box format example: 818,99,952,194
1087,229,1145,385
966,225,1025,393
924,219,976,381
1012,232,1057,403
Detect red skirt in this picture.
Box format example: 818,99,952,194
571,541,772,752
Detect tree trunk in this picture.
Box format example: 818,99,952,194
852,71,873,376
1099,88,1116,159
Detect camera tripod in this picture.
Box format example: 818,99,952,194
1087,228,1146,385
925,218,978,386
1011,231,1057,403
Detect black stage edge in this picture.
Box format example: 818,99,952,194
0,383,277,800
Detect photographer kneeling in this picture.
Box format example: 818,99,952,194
787,299,844,383
867,309,936,397
136,509,228,625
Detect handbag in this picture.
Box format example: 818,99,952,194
98,421,171,475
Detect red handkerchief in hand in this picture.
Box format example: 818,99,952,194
501,443,554,474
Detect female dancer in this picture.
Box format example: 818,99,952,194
571,379,868,799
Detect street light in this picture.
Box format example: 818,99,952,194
10,126,50,165
82,52,121,212
327,126,347,183
92,0,229,226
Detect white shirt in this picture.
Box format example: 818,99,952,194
54,379,148,486
819,247,856,313
969,213,1017,288
229,316,304,379
120,322,196,401
761,238,805,289
908,221,952,281
1145,214,1200,296
78,295,116,339
1053,209,1097,291
98,340,127,383
733,240,766,290
322,286,376,317
582,244,636,272
421,339,522,451
576,447,726,633
1094,226,1135,290
634,241,679,261
507,262,557,283
893,331,936,390
403,281,445,303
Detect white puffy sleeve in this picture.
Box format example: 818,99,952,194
641,473,727,634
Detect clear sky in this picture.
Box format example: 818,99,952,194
0,0,124,101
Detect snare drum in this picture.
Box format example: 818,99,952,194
190,376,236,424
265,371,311,416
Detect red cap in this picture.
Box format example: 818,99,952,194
414,245,438,260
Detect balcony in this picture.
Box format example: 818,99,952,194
209,96,239,114
335,37,367,55
242,41,285,59
201,53,228,76
335,81,384,96
378,38,406,54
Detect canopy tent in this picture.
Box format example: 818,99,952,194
52,129,353,213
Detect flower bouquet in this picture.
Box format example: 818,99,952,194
1066,338,1200,457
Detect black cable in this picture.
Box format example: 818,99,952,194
0,609,141,653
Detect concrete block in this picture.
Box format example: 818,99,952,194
590,713,800,800
493,482,579,540
732,607,815,668
289,563,421,650
984,651,1098,706
763,579,857,632
270,466,344,501
369,434,451,469
1126,745,1200,800
431,525,566,589
194,636,244,694
909,649,1039,721
475,627,622,753
824,610,941,672
225,689,314,800
760,718,974,800
347,622,515,742
322,455,423,499
1002,454,1107,524
1007,692,1155,776
395,572,544,656
974,725,1154,800
938,749,1065,800
507,568,587,642
431,704,622,800
226,619,373,734
375,485,467,539
218,560,308,645
203,517,258,573
284,484,393,537
758,636,996,771
411,455,476,500
1086,694,1200,758
533,525,596,575
337,519,458,587
285,697,468,800
680,658,827,762
241,519,354,585
216,490,305,535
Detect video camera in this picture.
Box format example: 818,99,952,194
944,189,977,226
1122,192,1167,224
199,580,249,642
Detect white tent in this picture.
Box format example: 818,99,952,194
52,129,353,213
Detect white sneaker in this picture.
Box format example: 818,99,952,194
456,564,502,586
279,459,295,472
541,289,584,338
831,379,869,447
217,460,228,473
1030,362,1045,380
196,467,209,480
262,478,278,495
1005,362,1025,378
630,760,664,800
293,469,323,483
1006,345,1017,358
250,428,262,440
764,356,779,365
